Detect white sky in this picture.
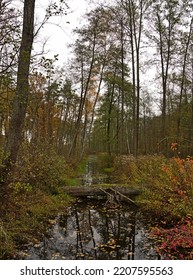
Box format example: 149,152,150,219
34,0,92,64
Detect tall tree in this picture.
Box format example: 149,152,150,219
177,18,193,137
120,0,150,156
4,0,36,176
68,7,113,159
149,0,181,143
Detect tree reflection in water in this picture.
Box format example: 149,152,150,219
24,200,158,260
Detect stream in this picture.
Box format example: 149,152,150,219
21,156,159,260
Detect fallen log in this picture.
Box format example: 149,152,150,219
62,185,141,199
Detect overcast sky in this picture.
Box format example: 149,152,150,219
34,0,91,64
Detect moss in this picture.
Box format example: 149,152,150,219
64,178,80,186
103,167,114,174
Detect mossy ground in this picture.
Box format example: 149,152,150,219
0,186,72,259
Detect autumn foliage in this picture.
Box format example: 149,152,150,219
150,155,193,259
151,218,193,260
111,149,193,259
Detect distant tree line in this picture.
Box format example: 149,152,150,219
0,0,193,183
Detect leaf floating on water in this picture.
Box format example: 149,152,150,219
21,252,30,257
76,253,85,257
106,238,117,247
110,245,117,249
49,219,56,225
34,243,41,248
51,252,61,259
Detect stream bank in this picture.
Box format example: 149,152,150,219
0,188,72,259
18,155,159,260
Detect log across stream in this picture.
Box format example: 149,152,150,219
63,155,141,206
62,185,141,205
20,156,160,260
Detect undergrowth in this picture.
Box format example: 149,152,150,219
0,141,75,259
0,186,72,259
112,153,193,259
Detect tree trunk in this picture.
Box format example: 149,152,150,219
177,19,193,137
120,17,125,154
132,0,143,157
68,32,97,159
4,0,35,174
156,9,169,145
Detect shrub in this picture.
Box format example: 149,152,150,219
112,154,193,259
12,141,73,193
112,155,193,220
151,218,193,259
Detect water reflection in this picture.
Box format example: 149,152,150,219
24,200,158,260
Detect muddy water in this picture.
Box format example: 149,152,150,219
21,156,159,260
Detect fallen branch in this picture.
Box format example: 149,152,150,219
110,188,138,206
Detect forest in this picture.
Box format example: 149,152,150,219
0,0,193,260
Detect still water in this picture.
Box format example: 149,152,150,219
22,156,159,260
23,200,158,260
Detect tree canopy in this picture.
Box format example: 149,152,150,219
0,0,193,176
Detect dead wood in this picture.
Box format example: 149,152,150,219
62,186,141,201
